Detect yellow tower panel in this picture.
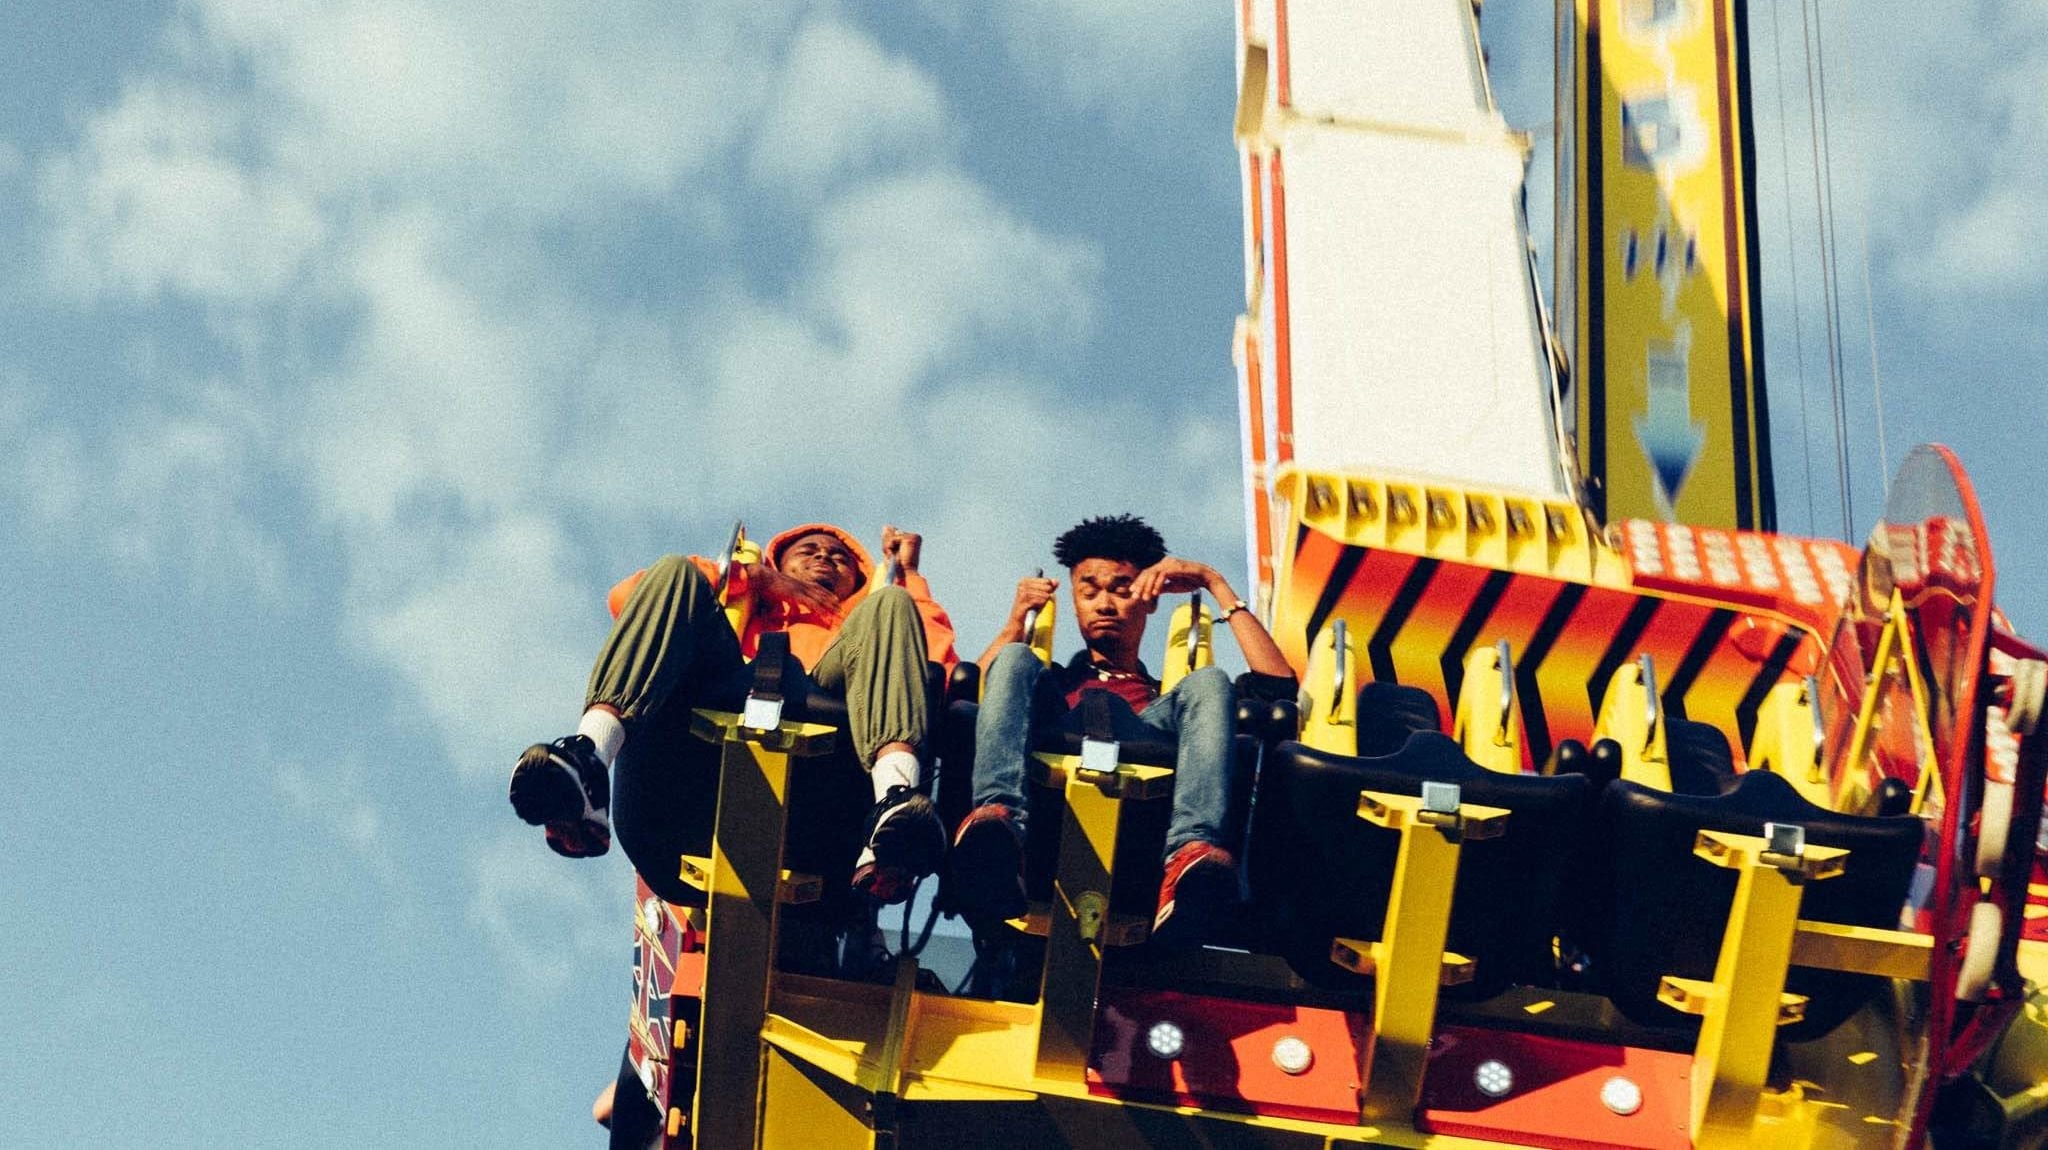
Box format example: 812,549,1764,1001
1570,0,1774,530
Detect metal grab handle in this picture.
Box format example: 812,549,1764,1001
1499,634,1515,716
1639,652,1661,748
713,519,747,600
1331,620,1349,705
1020,568,1045,638
1803,674,1827,782
1186,592,1203,674
1497,638,1515,725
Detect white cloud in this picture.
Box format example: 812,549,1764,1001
19,0,1241,989
467,829,630,996
193,0,791,216
1804,2,2048,296
919,0,1227,116
352,513,596,778
301,210,574,532
806,170,1102,392
749,17,957,197
0,375,87,531
549,168,1106,536
0,374,285,595
98,403,288,594
41,79,324,305
275,760,401,887
1917,185,2048,294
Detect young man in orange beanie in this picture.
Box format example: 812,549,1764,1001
510,523,958,905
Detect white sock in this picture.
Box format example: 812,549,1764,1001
871,749,920,801
577,709,627,768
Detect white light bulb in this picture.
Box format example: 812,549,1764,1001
1474,1059,1514,1098
1146,1021,1185,1060
1599,1076,1643,1116
1271,1036,1314,1075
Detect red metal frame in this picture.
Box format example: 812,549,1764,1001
1419,1026,1693,1150
1086,986,1368,1125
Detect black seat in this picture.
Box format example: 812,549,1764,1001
1664,717,1739,795
1246,733,1588,997
1355,681,1443,757
780,660,949,733
1588,771,1922,1039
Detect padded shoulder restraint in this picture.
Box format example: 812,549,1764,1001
1080,689,1117,744
751,631,791,701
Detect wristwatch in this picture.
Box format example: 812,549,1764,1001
1218,598,1250,620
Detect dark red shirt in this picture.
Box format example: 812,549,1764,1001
1050,650,1159,714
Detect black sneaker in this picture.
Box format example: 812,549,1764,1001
852,785,945,904
947,803,1027,924
510,735,612,859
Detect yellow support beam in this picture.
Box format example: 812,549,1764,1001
679,855,823,906
1658,829,1847,1147
855,958,921,1145
1838,591,1941,816
1351,788,1508,1122
1028,757,1174,800
690,708,838,757
1788,920,1934,982
1030,752,1170,1084
688,708,837,1150
2020,937,2048,987
760,1042,878,1149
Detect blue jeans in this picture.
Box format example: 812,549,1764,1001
971,644,1237,858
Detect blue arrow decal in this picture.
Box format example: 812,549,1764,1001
1634,354,1705,510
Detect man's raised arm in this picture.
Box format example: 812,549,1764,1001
1130,556,1291,678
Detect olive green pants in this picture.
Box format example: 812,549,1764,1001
584,554,930,765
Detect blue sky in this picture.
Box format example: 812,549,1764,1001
3,2,2042,1146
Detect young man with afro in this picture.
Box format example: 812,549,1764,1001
950,514,1292,946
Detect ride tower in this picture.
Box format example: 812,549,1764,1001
1559,0,1775,529
596,3,2048,1147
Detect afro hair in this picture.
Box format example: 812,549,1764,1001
1052,514,1167,571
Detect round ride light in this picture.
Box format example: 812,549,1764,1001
1146,1021,1185,1060
1473,1059,1514,1099
1599,1075,1644,1116
1270,1036,1314,1076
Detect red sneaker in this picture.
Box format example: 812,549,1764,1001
947,803,1027,923
1152,840,1238,948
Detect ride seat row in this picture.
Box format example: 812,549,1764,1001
1242,686,1924,1039
918,663,1921,1043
